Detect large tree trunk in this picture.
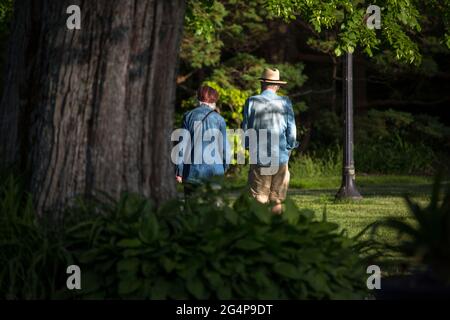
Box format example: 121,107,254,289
0,0,185,213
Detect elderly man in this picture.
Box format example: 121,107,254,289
242,68,299,214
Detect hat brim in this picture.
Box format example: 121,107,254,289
259,78,287,85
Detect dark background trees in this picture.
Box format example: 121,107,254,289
178,0,450,174
0,0,449,213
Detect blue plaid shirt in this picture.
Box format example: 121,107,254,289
242,89,299,166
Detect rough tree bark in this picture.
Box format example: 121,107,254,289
0,0,185,213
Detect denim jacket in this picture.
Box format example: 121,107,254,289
242,89,299,166
175,103,229,184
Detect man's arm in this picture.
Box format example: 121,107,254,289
241,98,251,149
221,118,230,172
285,98,299,151
242,99,250,130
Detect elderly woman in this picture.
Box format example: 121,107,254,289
175,85,229,197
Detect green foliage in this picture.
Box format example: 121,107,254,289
220,0,272,52
0,0,12,51
308,109,450,175
182,0,226,68
0,175,370,300
0,0,12,31
310,110,342,149
423,0,450,49
356,135,436,175
0,0,13,93
182,53,307,127
290,147,342,178
66,187,368,299
182,0,273,69
180,0,308,127
355,109,450,174
0,173,73,299
265,0,425,64
372,174,450,283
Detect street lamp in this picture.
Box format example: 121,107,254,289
336,52,362,200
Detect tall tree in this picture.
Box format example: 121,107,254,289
0,0,185,213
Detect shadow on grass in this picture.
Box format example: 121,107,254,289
288,183,437,198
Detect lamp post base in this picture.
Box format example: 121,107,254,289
336,172,362,200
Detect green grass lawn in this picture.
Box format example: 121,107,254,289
229,170,433,241
290,176,435,275
227,171,435,274
186,168,435,263
289,175,432,239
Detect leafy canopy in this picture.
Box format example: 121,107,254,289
265,0,450,65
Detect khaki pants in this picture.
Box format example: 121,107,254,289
248,164,290,204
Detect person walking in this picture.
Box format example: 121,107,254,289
175,85,229,197
242,68,299,214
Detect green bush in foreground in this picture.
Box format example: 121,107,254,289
67,185,369,300
0,175,74,299
373,174,450,283
1,178,369,299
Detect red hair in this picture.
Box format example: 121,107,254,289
197,86,219,104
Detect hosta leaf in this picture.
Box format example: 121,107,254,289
282,202,300,224
117,258,140,274
224,208,239,225
117,238,142,248
118,277,142,296
141,261,155,277
234,239,263,250
160,256,176,273
273,262,302,280
78,249,105,264
203,270,222,289
150,278,169,299
139,213,159,244
216,284,232,300
186,277,206,299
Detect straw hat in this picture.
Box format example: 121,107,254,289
259,68,287,85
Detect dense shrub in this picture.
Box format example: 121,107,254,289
355,135,436,174
0,175,73,299
0,177,369,300
354,109,448,174
290,147,342,178
372,174,450,283
306,109,450,175
0,0,13,94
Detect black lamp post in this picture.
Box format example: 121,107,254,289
336,52,362,200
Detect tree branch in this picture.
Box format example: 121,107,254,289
176,70,196,85
292,86,335,97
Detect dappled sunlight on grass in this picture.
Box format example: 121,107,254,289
290,186,429,239
228,173,434,243
288,180,433,276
